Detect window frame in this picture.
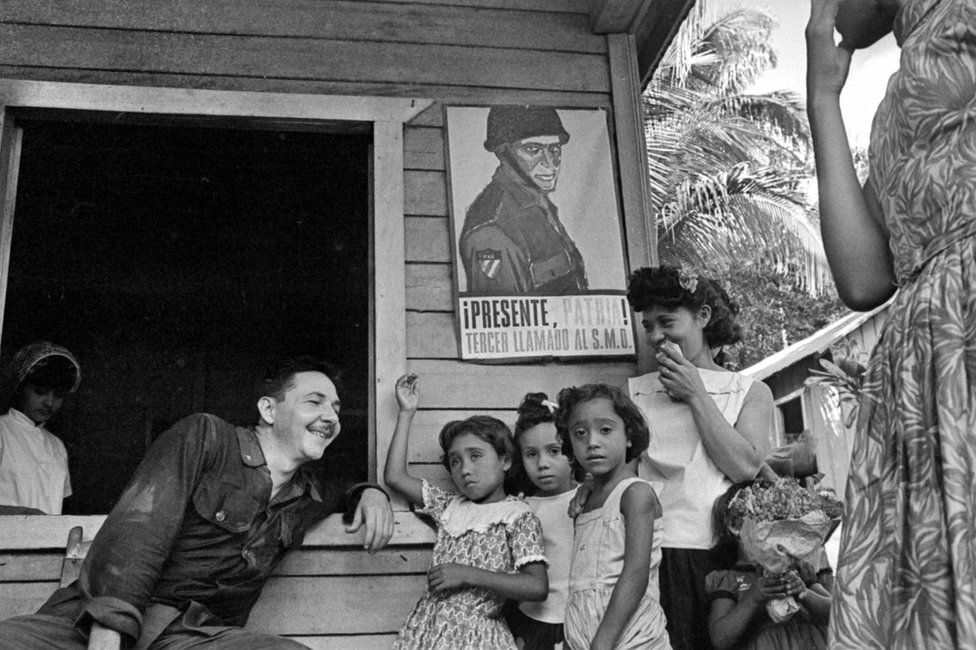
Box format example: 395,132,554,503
0,80,431,527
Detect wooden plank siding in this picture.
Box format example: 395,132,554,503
0,1,657,645
0,514,435,638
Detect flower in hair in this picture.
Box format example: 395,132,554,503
678,268,699,294
541,399,558,414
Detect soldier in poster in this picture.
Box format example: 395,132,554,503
458,105,588,295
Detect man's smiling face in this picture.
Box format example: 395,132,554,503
271,371,342,464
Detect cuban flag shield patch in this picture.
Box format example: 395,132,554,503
476,249,502,280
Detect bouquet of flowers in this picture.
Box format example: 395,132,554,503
727,477,843,622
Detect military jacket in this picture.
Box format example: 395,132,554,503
459,163,587,294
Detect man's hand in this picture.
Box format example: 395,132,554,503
345,487,394,553
427,563,473,593
88,623,121,650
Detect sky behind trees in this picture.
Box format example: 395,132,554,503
717,1,900,148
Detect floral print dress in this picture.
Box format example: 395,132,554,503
829,0,976,647
394,481,546,650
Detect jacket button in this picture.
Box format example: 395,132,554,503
215,511,226,522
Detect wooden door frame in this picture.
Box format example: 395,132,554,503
0,79,432,488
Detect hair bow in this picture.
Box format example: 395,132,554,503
541,399,558,414
678,268,699,294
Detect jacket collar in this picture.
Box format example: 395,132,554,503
6,408,44,430
238,427,324,503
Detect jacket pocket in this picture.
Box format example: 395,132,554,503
191,478,258,533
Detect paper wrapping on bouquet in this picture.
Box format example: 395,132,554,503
740,511,838,623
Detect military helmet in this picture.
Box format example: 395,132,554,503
483,105,570,152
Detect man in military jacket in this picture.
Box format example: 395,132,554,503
0,357,393,649
459,105,588,295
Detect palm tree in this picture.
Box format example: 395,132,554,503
646,2,831,294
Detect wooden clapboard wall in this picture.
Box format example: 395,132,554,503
0,1,655,645
0,0,645,485
0,513,437,649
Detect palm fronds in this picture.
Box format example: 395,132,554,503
645,2,828,294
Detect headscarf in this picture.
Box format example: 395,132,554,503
6,341,81,393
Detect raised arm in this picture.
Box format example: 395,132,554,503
807,0,896,309
590,482,658,650
383,374,425,506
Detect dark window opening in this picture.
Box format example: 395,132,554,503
779,396,805,445
1,120,371,514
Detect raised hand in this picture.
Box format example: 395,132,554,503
395,373,419,412
806,0,853,99
655,340,706,402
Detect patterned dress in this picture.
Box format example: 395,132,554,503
394,481,546,650
705,567,827,650
829,0,976,647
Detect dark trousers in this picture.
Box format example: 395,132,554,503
660,547,716,650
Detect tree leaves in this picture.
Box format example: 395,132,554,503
645,3,831,295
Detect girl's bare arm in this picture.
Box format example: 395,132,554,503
383,374,425,506
589,482,657,650
428,562,548,602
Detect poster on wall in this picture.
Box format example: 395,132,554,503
446,105,635,362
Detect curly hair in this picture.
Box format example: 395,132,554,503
554,384,650,467
627,265,742,349
439,415,516,475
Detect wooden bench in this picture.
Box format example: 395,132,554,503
0,513,434,649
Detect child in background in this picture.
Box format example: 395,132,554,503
385,374,549,650
706,483,831,650
506,392,579,650
557,384,670,650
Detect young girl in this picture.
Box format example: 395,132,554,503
505,392,578,650
706,483,831,650
385,374,549,650
557,383,670,650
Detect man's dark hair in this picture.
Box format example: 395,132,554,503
259,356,342,403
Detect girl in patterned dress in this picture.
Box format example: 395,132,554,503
557,384,671,650
385,374,548,650
504,392,579,650
705,483,831,650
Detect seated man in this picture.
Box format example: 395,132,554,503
0,356,394,649
0,341,81,515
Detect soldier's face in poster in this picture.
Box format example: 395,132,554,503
508,135,562,193
446,105,634,361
